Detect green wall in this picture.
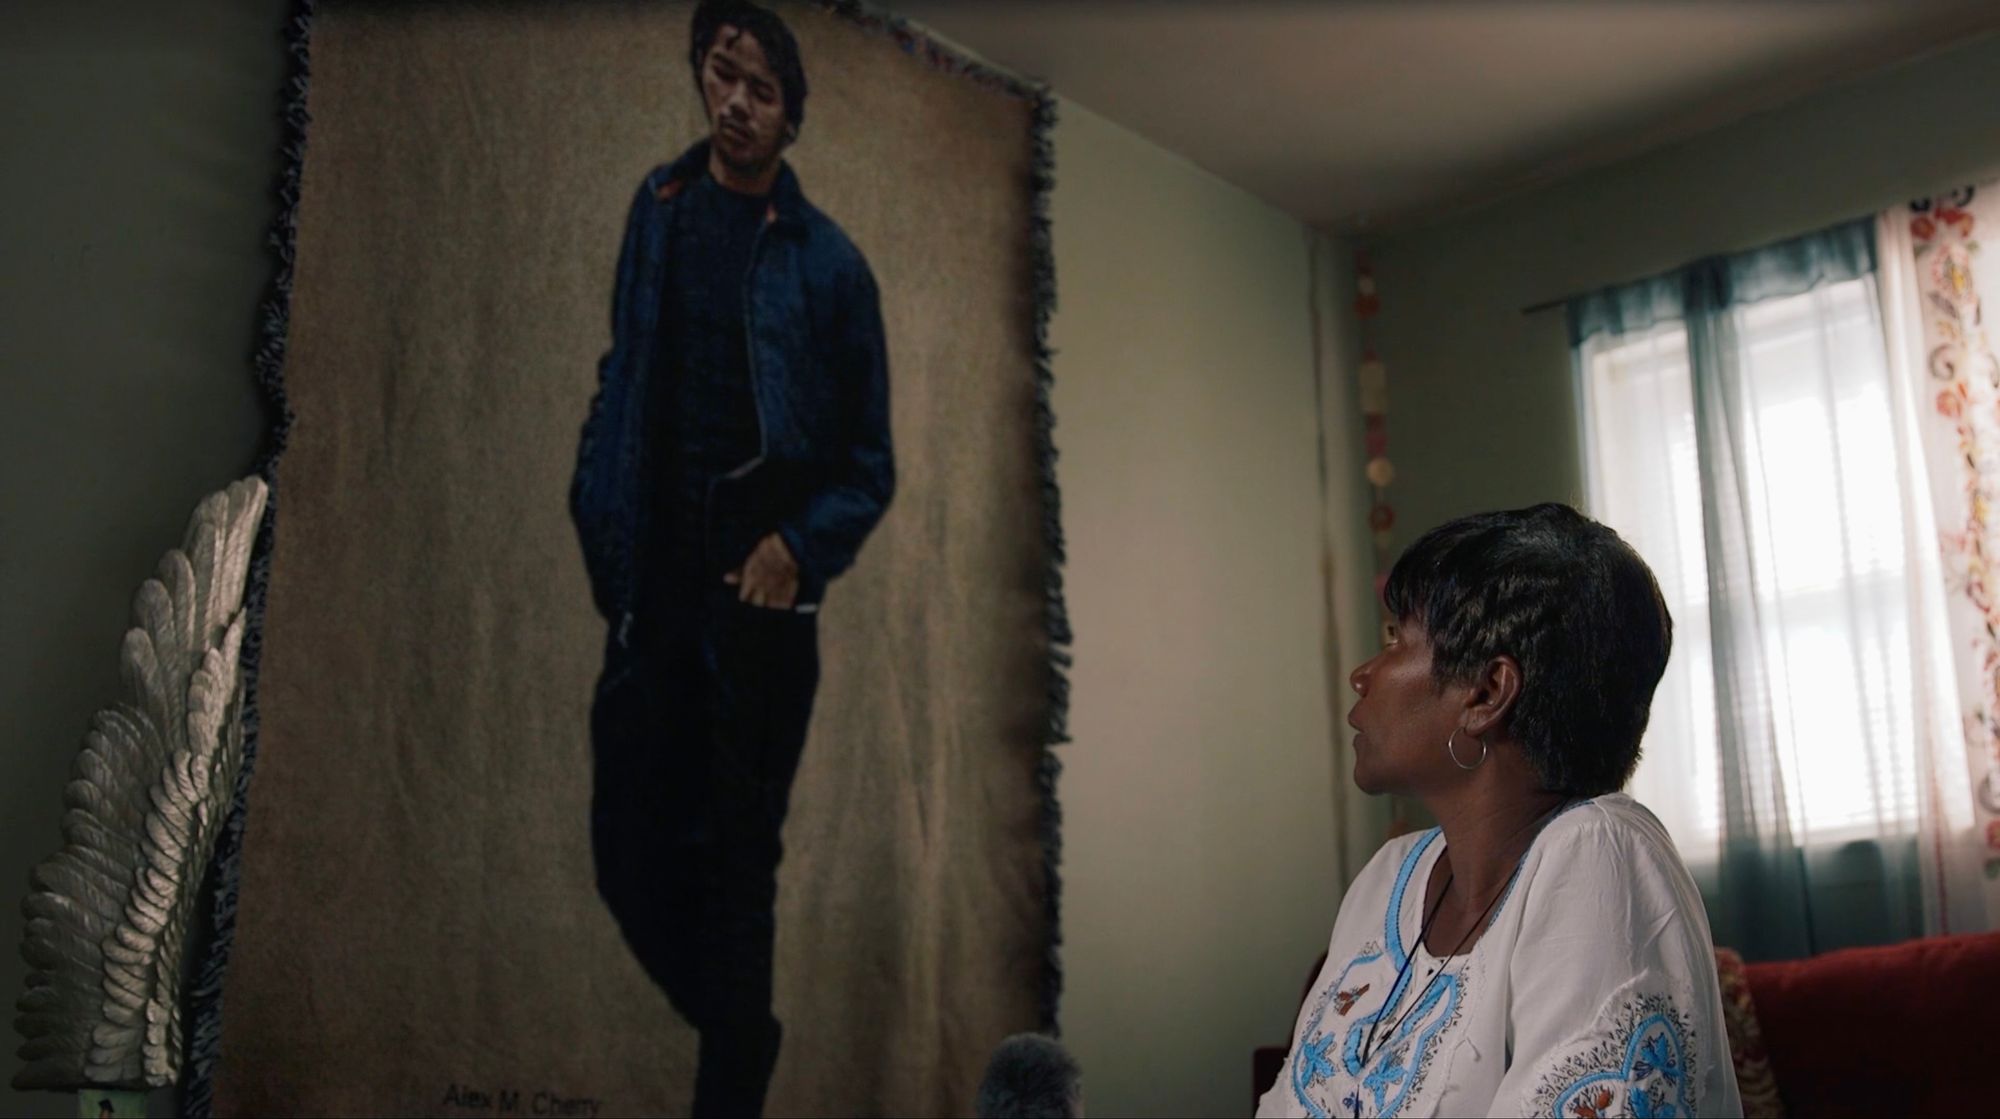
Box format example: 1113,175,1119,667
1367,30,2000,551
1050,102,1362,1116
2,5,283,1117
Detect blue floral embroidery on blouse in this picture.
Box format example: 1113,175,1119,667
1292,949,1378,1117
1362,1039,1409,1101
1536,995,1696,1119
1290,830,1464,1118
1298,1034,1339,1084
1634,1032,1679,1085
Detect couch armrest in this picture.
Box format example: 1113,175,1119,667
1253,1045,1288,1113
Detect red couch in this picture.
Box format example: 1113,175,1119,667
1254,930,2000,1117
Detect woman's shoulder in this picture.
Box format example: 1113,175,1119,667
1515,793,1707,929
1536,792,1682,861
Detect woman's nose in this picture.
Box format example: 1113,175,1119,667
1348,660,1369,697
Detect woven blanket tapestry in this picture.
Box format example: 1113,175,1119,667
199,2,1065,1114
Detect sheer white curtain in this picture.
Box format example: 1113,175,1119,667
1575,221,1962,957
1579,320,1720,850
1587,278,1927,838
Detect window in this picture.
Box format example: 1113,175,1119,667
1581,276,1922,859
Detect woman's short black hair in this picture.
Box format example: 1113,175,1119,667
1382,503,1673,796
689,0,809,131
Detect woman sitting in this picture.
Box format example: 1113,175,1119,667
1258,504,1740,1118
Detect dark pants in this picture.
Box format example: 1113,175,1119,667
590,580,820,1117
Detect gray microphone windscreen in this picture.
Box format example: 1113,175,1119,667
975,1032,1082,1118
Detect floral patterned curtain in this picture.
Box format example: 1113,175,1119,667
1880,182,2000,934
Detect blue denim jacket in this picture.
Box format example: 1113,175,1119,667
570,141,894,639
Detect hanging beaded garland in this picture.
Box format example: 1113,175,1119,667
1354,253,1396,637
1354,251,1418,839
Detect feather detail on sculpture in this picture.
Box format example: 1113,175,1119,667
13,478,267,1091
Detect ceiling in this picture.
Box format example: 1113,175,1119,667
894,0,2000,233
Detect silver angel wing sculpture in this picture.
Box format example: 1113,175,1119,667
14,477,268,1091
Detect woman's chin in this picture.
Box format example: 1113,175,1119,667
1351,756,1387,797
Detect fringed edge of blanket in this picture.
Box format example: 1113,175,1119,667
815,0,1072,1038
179,1,312,1114
1026,90,1071,1040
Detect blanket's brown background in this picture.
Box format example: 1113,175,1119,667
213,3,1050,1114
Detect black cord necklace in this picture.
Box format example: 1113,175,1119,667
1355,869,1454,1076
1351,800,1572,1116
1360,868,1513,1063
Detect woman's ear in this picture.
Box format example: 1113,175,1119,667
1461,654,1522,740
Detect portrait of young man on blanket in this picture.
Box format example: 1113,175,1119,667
566,2,894,1114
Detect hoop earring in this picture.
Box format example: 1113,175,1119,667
1447,726,1488,771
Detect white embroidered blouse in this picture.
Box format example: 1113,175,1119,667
1257,794,1742,1118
